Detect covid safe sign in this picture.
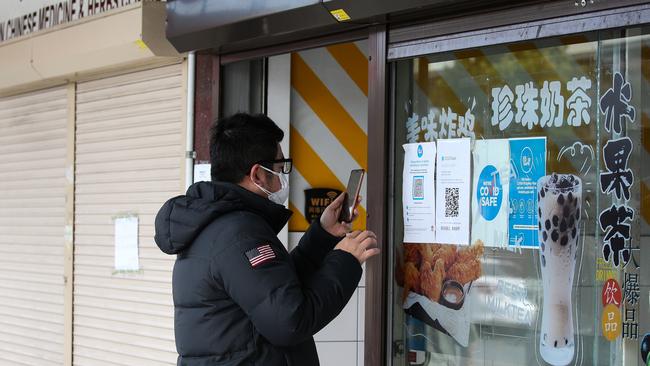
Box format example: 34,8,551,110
471,139,509,247
477,165,503,221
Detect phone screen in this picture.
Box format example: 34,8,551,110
339,169,365,222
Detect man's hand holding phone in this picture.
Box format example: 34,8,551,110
321,169,365,237
320,192,361,237
320,169,379,264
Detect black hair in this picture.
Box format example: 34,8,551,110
209,113,284,183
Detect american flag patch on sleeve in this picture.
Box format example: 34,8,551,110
245,244,276,268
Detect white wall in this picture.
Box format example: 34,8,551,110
268,53,291,249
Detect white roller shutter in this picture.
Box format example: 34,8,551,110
74,64,184,366
0,86,68,365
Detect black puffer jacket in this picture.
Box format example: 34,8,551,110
154,181,362,366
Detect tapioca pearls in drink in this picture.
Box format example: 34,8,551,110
537,173,582,366
538,173,582,262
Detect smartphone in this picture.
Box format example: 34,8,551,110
339,169,365,223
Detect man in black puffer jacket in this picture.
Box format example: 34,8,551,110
154,113,379,366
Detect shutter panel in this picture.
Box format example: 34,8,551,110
0,86,67,365
74,64,184,365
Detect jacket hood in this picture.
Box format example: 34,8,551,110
154,181,292,254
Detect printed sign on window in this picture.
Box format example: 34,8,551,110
402,142,436,243
471,139,510,247
435,138,471,245
508,137,547,248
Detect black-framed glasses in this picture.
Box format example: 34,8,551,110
256,158,293,174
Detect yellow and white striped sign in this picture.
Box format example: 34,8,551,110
289,41,368,232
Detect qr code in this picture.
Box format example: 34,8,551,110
412,176,424,200
445,187,459,217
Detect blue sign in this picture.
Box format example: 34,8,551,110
476,165,503,221
509,137,546,247
417,144,423,158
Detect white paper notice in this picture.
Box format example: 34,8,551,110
435,138,471,245
114,216,139,271
471,139,510,247
402,142,436,243
193,163,212,183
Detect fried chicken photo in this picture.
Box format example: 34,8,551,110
432,245,457,270
419,243,441,265
402,261,420,302
402,240,484,305
456,239,485,263
404,244,422,267
446,258,481,285
420,258,446,302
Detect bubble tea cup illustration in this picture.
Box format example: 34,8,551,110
537,173,582,366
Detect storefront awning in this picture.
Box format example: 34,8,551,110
165,0,513,54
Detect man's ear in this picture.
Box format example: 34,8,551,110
249,164,265,186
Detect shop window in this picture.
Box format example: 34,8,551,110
390,27,649,366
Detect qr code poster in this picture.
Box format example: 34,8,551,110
402,143,437,243
436,138,471,245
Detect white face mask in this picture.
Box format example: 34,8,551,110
253,165,289,205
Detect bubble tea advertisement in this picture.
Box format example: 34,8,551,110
537,173,582,365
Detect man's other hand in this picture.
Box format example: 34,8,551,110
334,230,380,264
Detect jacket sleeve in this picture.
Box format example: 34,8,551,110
211,232,362,347
290,220,342,279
